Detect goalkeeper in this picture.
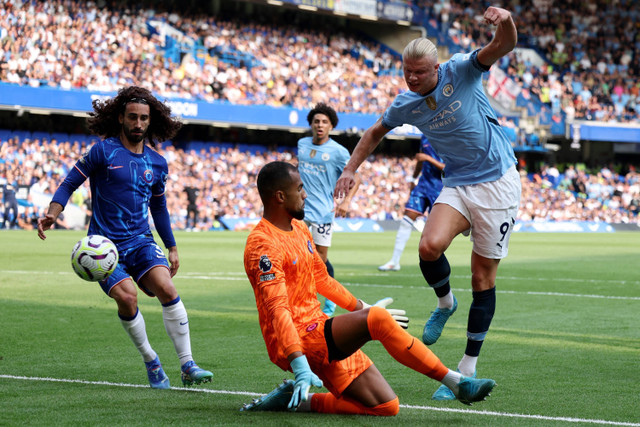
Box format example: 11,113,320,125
242,161,495,416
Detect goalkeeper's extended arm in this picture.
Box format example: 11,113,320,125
359,297,409,329
287,354,323,411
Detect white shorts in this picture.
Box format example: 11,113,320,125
304,220,333,247
435,165,521,259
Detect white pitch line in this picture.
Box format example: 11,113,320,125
1,375,637,426
341,282,640,301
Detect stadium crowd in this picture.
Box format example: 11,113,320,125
2,136,639,231
1,0,639,123
415,0,640,123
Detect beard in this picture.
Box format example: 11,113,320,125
123,126,146,144
290,207,305,221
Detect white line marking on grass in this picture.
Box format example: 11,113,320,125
344,272,640,286
0,374,260,397
341,282,640,301
1,375,637,426
400,404,640,426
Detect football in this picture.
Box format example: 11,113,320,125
71,235,119,282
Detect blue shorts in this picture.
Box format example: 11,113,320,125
405,181,442,215
99,237,169,296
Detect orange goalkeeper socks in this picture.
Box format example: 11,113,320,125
311,393,399,416
367,306,449,380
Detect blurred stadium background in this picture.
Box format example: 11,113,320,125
1,0,639,232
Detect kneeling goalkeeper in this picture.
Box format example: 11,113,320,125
241,161,495,415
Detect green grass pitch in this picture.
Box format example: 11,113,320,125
1,229,638,426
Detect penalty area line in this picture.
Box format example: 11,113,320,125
1,375,638,426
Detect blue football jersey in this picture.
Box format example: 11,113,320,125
297,137,350,224
382,50,516,187
418,135,443,193
52,137,175,250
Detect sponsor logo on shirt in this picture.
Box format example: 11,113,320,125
306,323,318,332
259,255,272,272
428,100,462,130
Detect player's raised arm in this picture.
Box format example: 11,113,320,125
477,6,517,67
335,117,390,199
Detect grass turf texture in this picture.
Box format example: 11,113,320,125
1,230,638,426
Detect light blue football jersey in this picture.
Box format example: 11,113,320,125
383,50,516,187
297,136,350,224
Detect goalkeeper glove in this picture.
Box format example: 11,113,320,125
360,297,409,329
288,355,323,411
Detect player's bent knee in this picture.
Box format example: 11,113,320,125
418,240,443,261
367,306,396,339
367,397,400,416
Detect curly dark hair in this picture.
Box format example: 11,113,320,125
306,103,339,128
86,86,183,148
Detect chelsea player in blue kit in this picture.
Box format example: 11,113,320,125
378,135,444,272
37,86,213,389
336,7,521,401
297,103,360,316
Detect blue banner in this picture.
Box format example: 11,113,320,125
0,83,419,135
572,122,640,143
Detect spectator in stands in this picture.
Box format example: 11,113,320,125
2,171,19,229
335,7,520,403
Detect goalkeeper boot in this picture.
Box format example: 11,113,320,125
378,261,401,271
322,298,337,316
145,356,170,389
432,369,474,402
181,360,213,386
240,379,294,412
422,295,457,345
454,376,495,406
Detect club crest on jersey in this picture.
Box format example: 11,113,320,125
259,255,272,272
425,97,437,110
142,169,154,183
442,84,453,97
307,240,314,254
322,152,330,161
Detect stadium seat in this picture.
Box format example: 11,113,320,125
0,129,11,142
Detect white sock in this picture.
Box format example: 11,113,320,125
162,298,193,366
458,355,478,377
437,291,454,309
391,215,414,265
441,369,463,395
120,309,156,363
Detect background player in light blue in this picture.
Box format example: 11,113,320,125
37,86,213,389
378,135,444,272
297,103,360,316
335,7,521,402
